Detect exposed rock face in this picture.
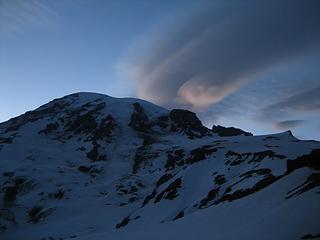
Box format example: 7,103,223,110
286,149,320,173
92,114,117,140
165,149,185,170
0,92,319,240
212,125,253,137
129,103,151,132
170,109,210,138
155,116,170,129
154,178,182,202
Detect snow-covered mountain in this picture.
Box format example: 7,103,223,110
0,92,319,240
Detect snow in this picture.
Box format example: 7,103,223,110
0,92,319,240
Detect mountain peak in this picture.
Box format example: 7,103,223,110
0,93,319,240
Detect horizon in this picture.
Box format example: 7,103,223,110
1,0,320,140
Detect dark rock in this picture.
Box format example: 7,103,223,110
199,188,220,208
156,174,173,188
165,149,185,170
142,189,157,207
286,149,320,173
301,233,320,239
214,175,226,185
116,216,130,229
98,154,107,161
248,150,286,164
78,165,103,176
128,103,150,132
173,210,184,220
0,137,13,144
264,136,280,140
287,173,320,198
67,112,97,134
155,178,182,202
86,142,107,162
132,147,145,174
3,186,18,203
132,145,158,174
116,183,139,195
141,134,157,146
78,165,92,173
225,151,252,165
2,177,29,203
92,114,117,140
3,172,14,177
86,144,99,161
48,189,65,199
186,146,217,164
39,122,59,134
28,206,43,223
170,109,209,139
28,206,53,224
65,102,106,135
130,186,138,192
156,116,169,129
212,125,252,137
240,168,272,178
217,174,280,203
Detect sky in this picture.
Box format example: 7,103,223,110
1,0,320,140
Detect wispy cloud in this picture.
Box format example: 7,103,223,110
0,0,58,36
263,87,320,116
273,120,306,131
121,0,320,110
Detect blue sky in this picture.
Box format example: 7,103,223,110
0,0,192,119
1,0,320,140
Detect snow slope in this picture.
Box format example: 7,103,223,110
0,92,319,240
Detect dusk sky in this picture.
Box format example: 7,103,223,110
1,0,320,140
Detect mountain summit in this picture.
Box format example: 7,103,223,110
0,92,319,240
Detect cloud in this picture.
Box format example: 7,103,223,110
273,120,306,131
125,0,320,109
262,87,320,117
0,0,58,36
176,76,242,108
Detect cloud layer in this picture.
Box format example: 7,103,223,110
273,120,306,131
263,87,320,116
129,0,320,109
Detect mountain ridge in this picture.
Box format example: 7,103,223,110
0,92,319,240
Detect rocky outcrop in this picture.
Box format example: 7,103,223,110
170,109,210,139
129,103,151,132
286,149,320,173
212,125,252,137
